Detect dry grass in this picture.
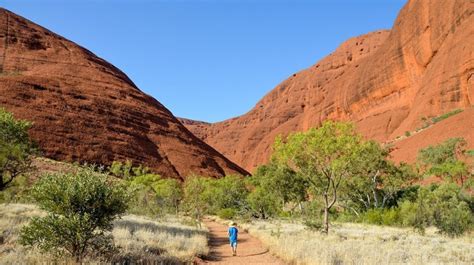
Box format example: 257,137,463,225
0,203,208,264
241,220,474,265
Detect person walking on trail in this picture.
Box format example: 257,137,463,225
228,221,239,256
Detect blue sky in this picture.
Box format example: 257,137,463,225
2,0,406,122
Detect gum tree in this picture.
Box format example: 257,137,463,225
273,121,363,233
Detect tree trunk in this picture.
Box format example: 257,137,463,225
322,193,329,234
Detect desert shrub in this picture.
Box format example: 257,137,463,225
109,160,150,180
217,208,237,220
362,209,384,225
428,184,473,237
431,109,463,123
19,168,129,262
0,108,36,191
360,208,401,226
381,208,400,225
398,184,473,236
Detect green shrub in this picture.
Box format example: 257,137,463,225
381,208,400,225
217,208,237,220
19,168,129,262
361,208,401,226
429,184,473,237
434,200,472,237
363,209,384,225
303,219,323,231
109,160,150,180
0,108,36,191
398,184,473,236
431,109,463,123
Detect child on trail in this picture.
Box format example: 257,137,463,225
228,221,239,256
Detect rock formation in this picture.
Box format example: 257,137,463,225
183,0,474,172
0,8,248,179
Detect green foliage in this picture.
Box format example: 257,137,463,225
431,109,463,123
405,131,411,137
109,160,150,180
247,186,281,219
152,178,183,214
0,108,36,191
427,184,473,237
272,121,367,233
217,208,237,220
247,163,307,218
342,140,417,212
418,138,471,186
182,175,247,221
361,208,400,226
125,173,183,216
19,168,129,261
212,175,248,212
0,174,31,203
418,138,466,166
253,163,308,206
398,184,473,237
183,176,212,222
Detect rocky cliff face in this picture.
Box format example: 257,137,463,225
183,0,474,172
0,8,248,179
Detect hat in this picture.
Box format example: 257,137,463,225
229,221,237,226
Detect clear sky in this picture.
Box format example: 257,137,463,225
2,0,406,122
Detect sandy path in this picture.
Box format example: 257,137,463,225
198,218,285,265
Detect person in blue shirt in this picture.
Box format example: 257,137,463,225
228,221,239,256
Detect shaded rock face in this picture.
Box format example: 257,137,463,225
183,0,474,172
0,8,248,179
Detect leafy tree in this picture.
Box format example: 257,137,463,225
19,168,129,262
342,141,417,214
212,175,248,212
253,162,308,208
418,138,471,187
246,186,281,219
0,108,36,191
273,121,364,233
183,176,213,226
246,163,307,218
152,178,183,215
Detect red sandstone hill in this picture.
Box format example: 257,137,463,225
0,8,248,179
182,0,474,172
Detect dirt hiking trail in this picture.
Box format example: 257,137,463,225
198,218,285,264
